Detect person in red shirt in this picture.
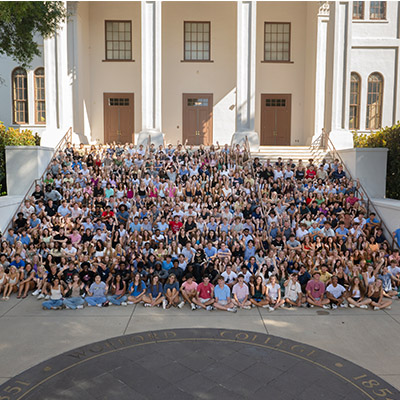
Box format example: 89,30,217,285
169,215,183,233
305,165,317,179
101,205,114,221
192,275,215,311
306,272,330,309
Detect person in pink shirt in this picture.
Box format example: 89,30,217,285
179,274,198,310
306,272,331,309
232,274,251,309
192,275,214,311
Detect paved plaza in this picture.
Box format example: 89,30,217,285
1,297,400,397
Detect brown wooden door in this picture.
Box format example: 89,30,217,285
183,94,213,145
103,93,134,144
260,94,291,145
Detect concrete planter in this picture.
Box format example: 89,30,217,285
337,147,388,199
5,146,54,196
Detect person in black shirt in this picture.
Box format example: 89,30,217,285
32,184,44,202
97,262,111,283
59,263,79,284
13,213,27,233
45,199,57,217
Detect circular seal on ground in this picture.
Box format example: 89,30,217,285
1,328,398,400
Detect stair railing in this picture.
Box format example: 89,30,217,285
5,127,73,233
325,133,397,250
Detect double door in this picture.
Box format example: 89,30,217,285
260,94,291,145
182,93,213,145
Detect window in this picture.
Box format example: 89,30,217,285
187,98,208,106
352,1,364,19
264,23,290,62
370,1,386,19
108,98,130,106
184,22,210,61
34,68,46,124
105,21,132,60
366,73,383,130
12,68,28,124
349,73,361,130
265,99,286,107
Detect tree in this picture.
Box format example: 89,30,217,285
0,1,66,68
353,123,400,199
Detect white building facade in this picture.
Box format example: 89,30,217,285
0,0,399,150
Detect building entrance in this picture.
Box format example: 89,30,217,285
182,93,213,145
103,93,134,143
260,94,291,145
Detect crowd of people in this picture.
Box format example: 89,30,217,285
0,140,399,313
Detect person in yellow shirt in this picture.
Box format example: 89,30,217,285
319,264,332,285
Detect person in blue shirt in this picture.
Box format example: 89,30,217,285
244,240,256,261
10,254,25,270
142,275,165,307
204,242,217,260
19,231,31,246
335,221,349,241
162,255,173,271
393,228,400,248
127,273,147,304
129,217,142,233
213,276,237,312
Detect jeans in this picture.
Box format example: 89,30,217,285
86,296,106,306
107,294,127,305
42,299,63,310
63,297,85,309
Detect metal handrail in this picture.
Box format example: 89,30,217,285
325,133,397,250
5,127,73,233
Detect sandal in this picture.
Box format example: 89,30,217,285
17,295,21,299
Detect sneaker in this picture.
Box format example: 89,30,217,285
268,306,275,312
76,305,84,309
349,304,355,308
206,305,213,311
45,295,50,300
102,301,109,307
243,305,251,310
127,301,134,305
359,305,368,309
32,289,40,296
178,301,185,309
37,293,45,300
144,303,151,307
227,308,237,313
121,302,127,307
96,304,102,308
340,303,348,308
323,304,331,310
251,304,255,308
386,306,391,310
374,306,380,310
262,305,270,309
331,304,338,310
65,305,71,309
162,299,167,310
191,303,196,311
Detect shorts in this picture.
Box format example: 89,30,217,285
218,300,228,306
252,297,263,302
200,298,211,304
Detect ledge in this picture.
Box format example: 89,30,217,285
260,60,294,64
352,19,389,23
180,60,214,63
102,59,135,62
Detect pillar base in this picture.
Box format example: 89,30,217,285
136,130,165,148
328,129,353,150
231,131,260,152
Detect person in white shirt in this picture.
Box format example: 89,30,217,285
221,265,238,289
284,273,303,307
326,276,347,309
266,275,285,311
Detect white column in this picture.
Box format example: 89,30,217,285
44,36,57,134
232,0,259,151
313,2,329,141
324,1,353,149
138,0,163,147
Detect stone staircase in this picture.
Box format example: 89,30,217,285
251,145,332,165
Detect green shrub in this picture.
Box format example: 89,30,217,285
353,123,400,199
0,121,38,195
